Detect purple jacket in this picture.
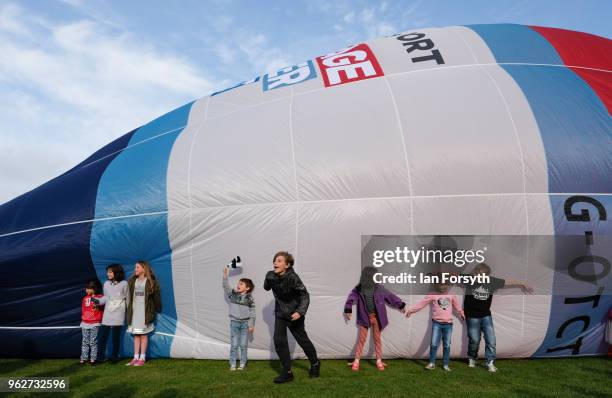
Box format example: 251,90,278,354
344,286,406,330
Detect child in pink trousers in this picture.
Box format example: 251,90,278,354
406,282,464,371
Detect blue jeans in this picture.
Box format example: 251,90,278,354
229,320,248,367
467,316,496,362
429,321,452,366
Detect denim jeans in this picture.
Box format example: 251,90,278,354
429,321,452,366
229,320,249,367
467,315,496,362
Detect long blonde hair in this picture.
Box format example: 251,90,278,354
133,260,158,291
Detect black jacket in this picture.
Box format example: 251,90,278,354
263,268,310,320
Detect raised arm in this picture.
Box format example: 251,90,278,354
263,271,275,291
222,268,232,296
503,278,534,294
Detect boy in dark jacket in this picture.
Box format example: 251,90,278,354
264,251,319,383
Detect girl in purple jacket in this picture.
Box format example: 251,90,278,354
344,267,406,371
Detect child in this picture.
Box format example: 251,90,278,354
264,251,319,383
344,267,406,371
462,263,532,372
406,281,464,371
126,260,161,366
80,279,104,365
98,264,128,363
223,267,256,370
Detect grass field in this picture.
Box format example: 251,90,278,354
0,357,611,397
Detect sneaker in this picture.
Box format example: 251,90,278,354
273,371,294,384
126,359,138,366
79,360,85,366
376,360,386,371
133,359,145,367
238,364,245,371
468,358,477,368
350,360,359,371
309,360,321,378
425,363,435,370
230,366,236,371
487,361,497,373
443,365,451,371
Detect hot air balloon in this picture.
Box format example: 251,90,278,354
1,24,610,360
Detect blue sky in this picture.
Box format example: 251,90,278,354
1,0,610,204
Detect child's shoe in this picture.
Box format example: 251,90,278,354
238,364,245,371
309,360,320,378
443,365,451,371
425,362,435,370
350,360,359,371
486,361,497,373
468,358,477,368
90,361,97,366
126,359,138,366
376,359,386,371
79,360,85,366
273,371,294,384
230,366,236,371
133,359,145,367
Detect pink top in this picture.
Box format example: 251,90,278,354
408,293,463,324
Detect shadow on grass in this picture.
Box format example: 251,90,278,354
266,359,309,372
81,384,137,398
268,359,282,373
151,388,181,398
562,384,612,398
25,362,104,393
28,362,82,378
578,365,612,378
0,359,39,375
512,388,550,398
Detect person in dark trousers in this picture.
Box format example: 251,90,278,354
97,264,128,363
264,251,320,383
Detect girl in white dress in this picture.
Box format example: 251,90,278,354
126,260,161,366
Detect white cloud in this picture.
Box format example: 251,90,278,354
376,21,397,36
214,42,237,64
0,2,30,37
235,33,291,75
343,11,355,24
212,15,234,32
0,3,217,204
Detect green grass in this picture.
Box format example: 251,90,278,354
0,357,610,398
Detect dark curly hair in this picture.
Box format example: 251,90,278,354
106,264,125,282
